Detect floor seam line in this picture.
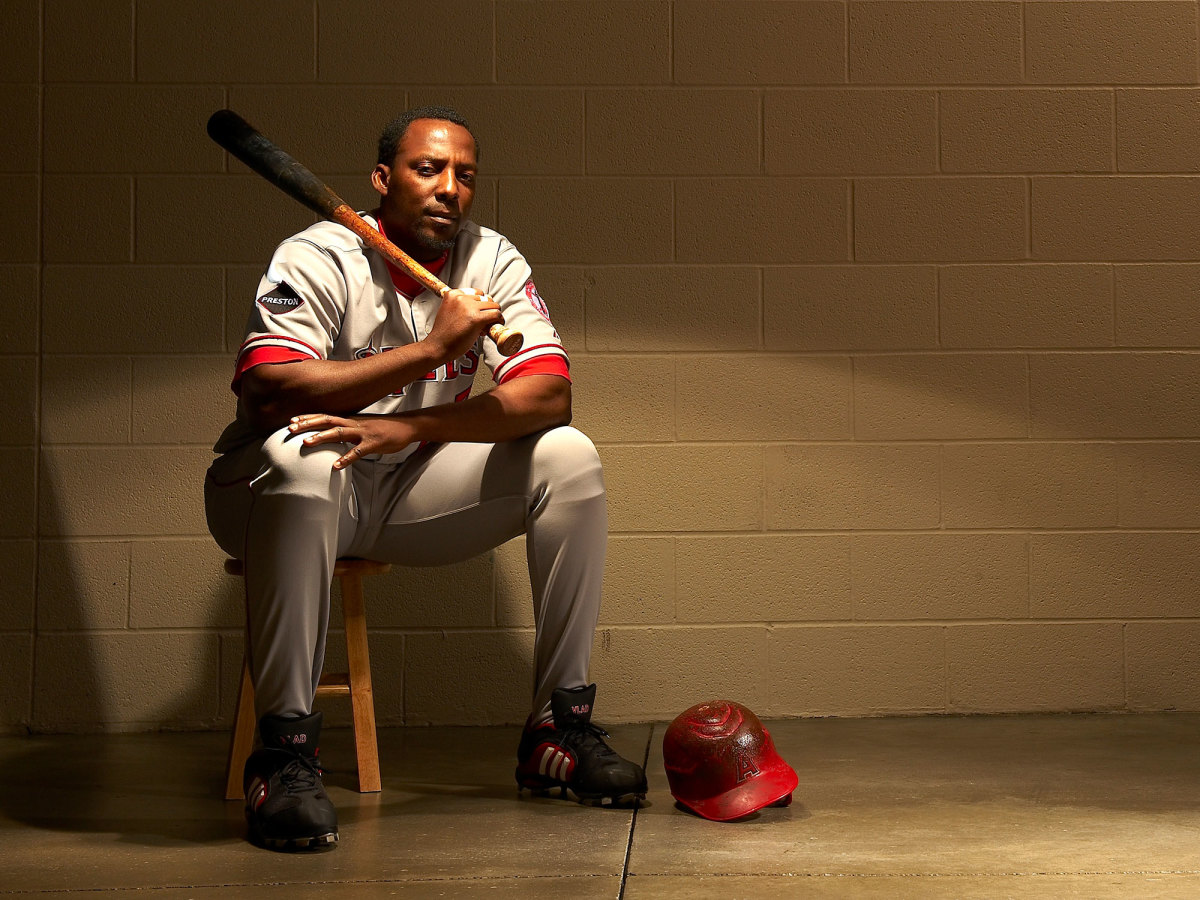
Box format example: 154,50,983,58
617,723,655,899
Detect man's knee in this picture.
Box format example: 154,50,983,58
529,426,604,501
257,426,351,501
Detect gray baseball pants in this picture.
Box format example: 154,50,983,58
203,425,607,723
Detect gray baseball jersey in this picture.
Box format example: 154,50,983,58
214,215,569,460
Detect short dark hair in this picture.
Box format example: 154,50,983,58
376,106,478,166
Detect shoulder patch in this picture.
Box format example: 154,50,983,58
257,282,305,315
524,279,552,322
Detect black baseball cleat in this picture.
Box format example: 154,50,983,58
516,684,647,804
243,711,339,851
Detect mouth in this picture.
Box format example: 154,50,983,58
425,209,459,226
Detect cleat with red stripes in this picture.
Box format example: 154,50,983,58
515,684,647,804
243,711,338,851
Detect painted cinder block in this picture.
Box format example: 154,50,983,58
1026,1,1198,85
853,533,1028,621
855,177,1027,262
33,631,221,730
0,356,36,446
130,540,242,629
767,625,946,715
940,264,1113,348
676,535,851,624
1034,176,1200,260
766,90,938,175
0,540,36,631
676,177,848,263
852,353,1028,440
764,265,937,351
409,88,583,176
569,354,677,443
0,449,35,538
227,86,411,176
37,540,130,632
0,266,38,352
947,623,1125,712
226,264,266,353
520,265,585,351
0,634,32,731
677,355,852,441
137,0,315,83
1034,532,1200,620
601,445,763,533
673,0,846,85
942,442,1119,528
132,356,236,444
43,175,130,263
497,1,669,85
850,2,1022,84
766,444,941,530
1116,264,1200,346
360,556,494,629
583,266,761,352
599,536,676,626
2,0,38,82
587,89,759,176
44,86,226,174
404,630,535,725
1127,622,1200,711
499,177,672,265
941,89,1114,174
1029,352,1200,438
136,176,315,265
44,0,132,82
1118,90,1200,172
0,177,37,263
40,447,212,537
589,625,769,722
1117,443,1200,528
41,356,131,445
42,266,225,354
0,87,37,173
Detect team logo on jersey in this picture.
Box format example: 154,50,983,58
257,282,305,315
524,279,552,322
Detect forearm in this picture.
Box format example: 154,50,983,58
241,342,444,433
287,374,573,468
397,374,571,446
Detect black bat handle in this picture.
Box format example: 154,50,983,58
206,109,344,219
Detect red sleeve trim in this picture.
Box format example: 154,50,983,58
493,344,569,382
231,347,311,394
497,355,571,385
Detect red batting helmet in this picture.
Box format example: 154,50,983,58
663,700,798,822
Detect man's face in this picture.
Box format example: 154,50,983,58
372,118,477,261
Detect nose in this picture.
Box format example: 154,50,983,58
435,169,459,200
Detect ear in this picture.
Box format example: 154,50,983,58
370,164,390,197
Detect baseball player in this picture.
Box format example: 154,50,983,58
204,106,646,852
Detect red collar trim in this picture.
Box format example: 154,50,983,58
375,216,448,298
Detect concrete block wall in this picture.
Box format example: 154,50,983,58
8,0,1200,732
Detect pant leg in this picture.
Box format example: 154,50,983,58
358,426,607,722
204,427,362,719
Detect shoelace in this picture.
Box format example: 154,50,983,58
565,722,618,758
278,754,322,794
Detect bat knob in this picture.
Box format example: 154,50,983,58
489,325,524,357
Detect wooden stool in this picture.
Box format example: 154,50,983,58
223,557,391,800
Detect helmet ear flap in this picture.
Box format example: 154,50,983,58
663,700,799,822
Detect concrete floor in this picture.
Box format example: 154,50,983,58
1,714,1199,897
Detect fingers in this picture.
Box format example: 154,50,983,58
332,444,363,470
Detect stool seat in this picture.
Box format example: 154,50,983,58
223,557,391,799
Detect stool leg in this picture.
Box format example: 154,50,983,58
341,573,381,792
225,658,257,801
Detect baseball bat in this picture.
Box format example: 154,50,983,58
205,109,523,357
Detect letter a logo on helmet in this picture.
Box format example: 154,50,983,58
663,700,798,822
